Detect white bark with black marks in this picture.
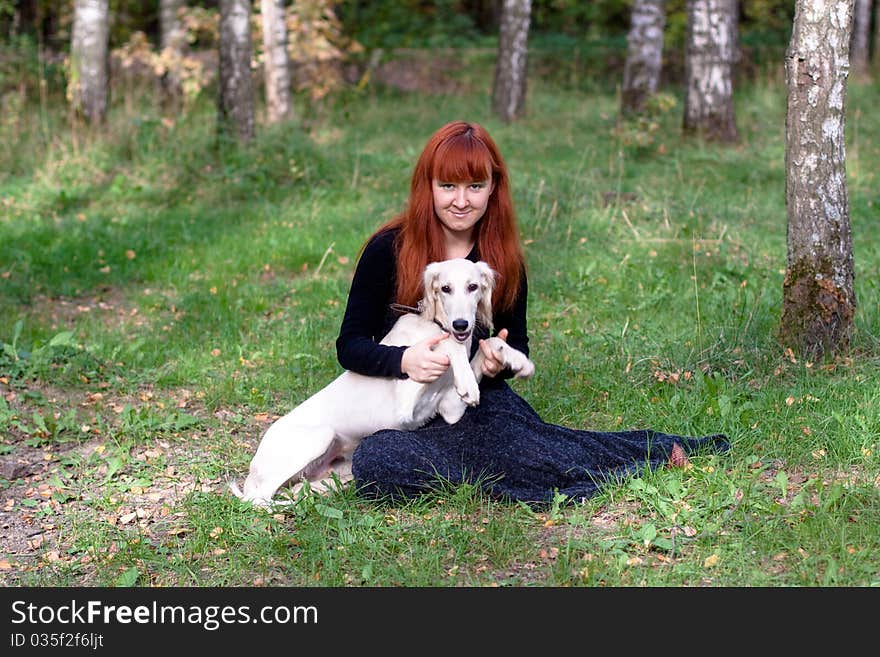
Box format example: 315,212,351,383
621,0,667,115
218,0,255,143
492,0,531,123
261,0,292,124
683,0,738,142
70,0,109,123
780,0,856,359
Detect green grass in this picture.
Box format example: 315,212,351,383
1,53,878,587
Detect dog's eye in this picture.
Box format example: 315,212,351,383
441,285,451,294
468,283,479,292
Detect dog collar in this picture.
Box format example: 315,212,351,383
389,302,423,315
389,302,445,332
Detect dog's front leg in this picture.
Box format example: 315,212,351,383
470,337,535,382
445,342,480,406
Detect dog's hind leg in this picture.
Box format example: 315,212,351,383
293,456,353,497
239,423,337,507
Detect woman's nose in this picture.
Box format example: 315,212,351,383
453,187,468,206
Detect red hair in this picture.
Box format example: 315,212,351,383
369,121,525,312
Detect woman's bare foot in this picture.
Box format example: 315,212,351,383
668,442,690,468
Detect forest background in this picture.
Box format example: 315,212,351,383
0,0,878,588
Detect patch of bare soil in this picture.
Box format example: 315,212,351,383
344,48,471,95
0,376,273,583
26,285,158,333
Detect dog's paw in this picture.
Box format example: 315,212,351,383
509,355,535,379
457,381,480,406
497,344,535,379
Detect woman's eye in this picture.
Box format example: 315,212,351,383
441,285,452,294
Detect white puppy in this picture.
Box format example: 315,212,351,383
229,258,535,507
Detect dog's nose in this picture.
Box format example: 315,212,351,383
452,319,469,332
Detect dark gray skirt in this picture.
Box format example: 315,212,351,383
351,380,730,506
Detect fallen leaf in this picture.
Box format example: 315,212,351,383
118,512,137,525
703,554,720,568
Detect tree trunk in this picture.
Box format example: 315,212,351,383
851,0,870,74
621,0,667,116
492,0,531,123
780,0,856,361
874,0,880,69
160,0,186,52
683,0,739,142
159,0,187,102
69,0,109,124
218,0,255,143
260,0,292,124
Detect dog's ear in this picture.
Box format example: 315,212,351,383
421,262,443,324
475,261,496,331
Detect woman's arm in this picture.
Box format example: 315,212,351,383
494,267,529,357
335,231,409,378
476,266,529,382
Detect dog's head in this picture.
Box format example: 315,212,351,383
422,259,495,343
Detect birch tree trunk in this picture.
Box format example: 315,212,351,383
69,0,109,124
159,0,187,101
683,0,739,142
874,0,880,69
492,0,531,123
621,0,667,116
260,0,292,124
218,0,255,143
160,0,186,52
780,0,856,360
851,0,870,74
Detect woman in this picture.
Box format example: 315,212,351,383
336,120,728,506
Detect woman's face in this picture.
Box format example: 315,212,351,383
431,177,495,237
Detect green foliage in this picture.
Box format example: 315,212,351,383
1,40,879,587
531,0,631,36
613,91,678,148
336,0,482,49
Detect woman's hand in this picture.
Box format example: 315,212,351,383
402,333,450,382
478,328,509,378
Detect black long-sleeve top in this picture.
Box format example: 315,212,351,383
336,228,529,380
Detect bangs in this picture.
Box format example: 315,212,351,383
431,134,494,182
